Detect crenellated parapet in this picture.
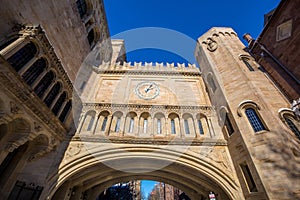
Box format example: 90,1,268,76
93,61,200,76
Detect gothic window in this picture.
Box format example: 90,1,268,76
44,82,61,107
52,92,67,115
59,100,71,123
87,29,95,46
76,0,87,18
22,58,47,86
115,117,121,132
34,71,55,98
284,116,300,140
101,116,108,131
245,108,266,132
7,42,37,72
171,119,176,134
198,119,204,135
157,119,162,134
207,73,217,93
129,118,134,133
240,163,258,192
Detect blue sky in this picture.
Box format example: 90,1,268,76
103,0,281,65
102,0,281,197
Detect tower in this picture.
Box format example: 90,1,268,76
195,27,300,199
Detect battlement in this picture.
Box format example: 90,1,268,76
93,61,200,74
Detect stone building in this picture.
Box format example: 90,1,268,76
0,0,299,200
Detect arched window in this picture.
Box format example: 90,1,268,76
115,117,121,132
87,29,95,46
44,82,61,107
129,118,134,133
22,58,47,86
59,100,71,123
87,114,95,131
52,92,67,115
157,119,162,134
76,0,87,18
284,117,300,140
242,58,254,71
184,119,190,134
101,116,108,131
245,108,265,132
34,71,55,98
171,119,176,134
7,42,37,72
197,119,204,135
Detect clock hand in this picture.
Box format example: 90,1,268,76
145,84,154,93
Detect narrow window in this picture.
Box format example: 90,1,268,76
52,92,66,115
245,108,265,132
7,42,37,72
59,100,71,123
44,83,61,107
34,71,55,98
101,117,108,131
171,119,176,134
242,58,254,71
115,117,121,132
87,115,94,131
284,117,300,140
143,119,148,134
129,118,134,133
157,119,161,134
22,58,46,86
184,119,190,134
76,0,87,18
198,119,204,135
224,113,234,135
87,29,95,46
240,163,258,192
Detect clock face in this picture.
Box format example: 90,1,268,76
135,81,160,100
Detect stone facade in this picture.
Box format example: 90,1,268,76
0,1,299,200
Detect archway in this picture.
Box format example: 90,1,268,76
45,144,242,200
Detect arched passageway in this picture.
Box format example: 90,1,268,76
44,144,242,200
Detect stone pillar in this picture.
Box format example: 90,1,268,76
50,90,64,109
41,80,56,100
90,112,99,134
134,116,139,136
104,116,112,136
95,115,104,135
119,116,125,135
0,37,29,59
148,117,153,136
110,115,117,133
175,118,181,137
194,118,200,138
31,69,49,89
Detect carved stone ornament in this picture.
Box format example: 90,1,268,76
10,101,21,114
206,38,218,52
34,122,42,132
66,143,83,158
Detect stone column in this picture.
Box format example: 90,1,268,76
188,117,195,137
202,117,210,137
18,55,41,76
119,116,125,135
110,115,117,133
148,117,153,136
90,112,99,134
41,80,57,100
194,118,200,138
134,116,139,136
175,118,181,137
104,116,112,136
0,37,29,59
31,69,49,89
94,115,104,135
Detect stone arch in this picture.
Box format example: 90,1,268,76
81,110,96,133
28,134,50,161
95,110,110,135
46,146,242,200
278,108,300,140
22,57,48,86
